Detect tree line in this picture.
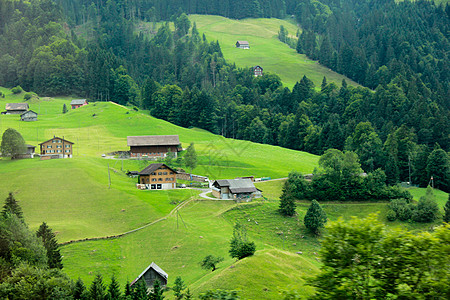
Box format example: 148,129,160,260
0,0,448,192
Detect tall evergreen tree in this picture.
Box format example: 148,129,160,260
74,278,88,300
304,200,327,235
2,192,23,220
443,195,450,223
107,275,121,299
172,276,186,300
89,274,106,300
148,279,164,300
36,222,63,269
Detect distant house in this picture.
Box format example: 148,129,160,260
236,41,250,49
212,179,262,201
253,66,263,77
138,163,177,190
70,99,88,109
39,136,74,158
127,135,181,158
3,103,29,114
15,144,36,159
20,110,38,121
130,262,168,289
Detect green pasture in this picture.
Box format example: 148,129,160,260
189,15,359,89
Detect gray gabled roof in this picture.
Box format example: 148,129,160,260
70,99,87,105
214,179,257,194
127,135,180,147
138,163,177,175
5,103,29,110
236,40,249,45
21,110,37,116
130,262,168,286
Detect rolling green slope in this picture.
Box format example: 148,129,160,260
189,15,359,89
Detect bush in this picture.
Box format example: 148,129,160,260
389,199,412,221
0,91,4,98
23,93,34,100
386,209,397,221
229,223,256,260
11,86,23,94
412,194,439,223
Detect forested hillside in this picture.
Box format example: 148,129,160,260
0,0,448,191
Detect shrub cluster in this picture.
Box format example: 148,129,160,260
11,86,23,94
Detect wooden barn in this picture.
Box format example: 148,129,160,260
70,99,88,109
3,103,29,114
236,40,250,49
20,110,37,121
253,66,263,77
127,135,181,158
212,179,262,201
130,262,168,290
39,136,74,158
138,163,177,190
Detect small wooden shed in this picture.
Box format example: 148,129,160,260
236,41,250,49
130,262,168,289
20,110,38,121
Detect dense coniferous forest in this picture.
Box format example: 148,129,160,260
0,0,449,191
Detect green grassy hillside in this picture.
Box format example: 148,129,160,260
189,15,359,89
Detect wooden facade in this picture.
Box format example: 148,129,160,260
253,66,263,77
236,41,250,49
39,137,74,158
20,110,37,121
131,262,168,290
127,135,181,158
138,163,177,190
70,99,88,109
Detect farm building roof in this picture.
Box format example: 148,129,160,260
20,110,37,116
138,163,177,175
127,135,180,147
131,262,168,286
70,99,87,105
38,137,74,145
214,179,258,194
236,40,249,45
25,144,35,149
5,103,29,110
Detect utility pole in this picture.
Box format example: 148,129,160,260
108,163,111,189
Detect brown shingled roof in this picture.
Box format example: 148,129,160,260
5,103,29,111
127,135,180,147
138,163,178,175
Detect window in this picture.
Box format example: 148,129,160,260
157,184,162,189
158,178,163,181
165,178,169,181
65,145,70,148
52,140,56,143
152,178,156,182
47,145,52,148
151,184,156,189
146,178,149,183
158,172,162,175
163,172,167,175
57,150,62,153
46,150,50,153
65,150,70,153
151,172,156,175
57,145,62,148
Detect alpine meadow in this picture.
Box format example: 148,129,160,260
0,0,449,299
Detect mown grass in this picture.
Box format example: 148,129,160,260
189,15,359,89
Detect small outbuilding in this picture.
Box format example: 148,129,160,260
253,66,263,77
3,103,29,114
130,262,168,290
138,163,177,190
20,110,38,121
212,178,262,201
70,99,88,109
236,41,250,49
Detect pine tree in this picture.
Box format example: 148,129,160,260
123,281,132,299
304,200,327,235
74,278,88,300
279,192,296,217
184,288,193,300
108,275,121,299
148,279,164,300
89,274,106,300
172,276,186,300
2,192,23,220
36,222,63,269
132,279,148,300
62,103,68,114
443,194,450,223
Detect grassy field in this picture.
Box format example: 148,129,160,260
1,87,447,298
189,15,359,89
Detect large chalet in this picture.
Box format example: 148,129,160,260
138,163,177,190
39,136,74,158
127,135,181,158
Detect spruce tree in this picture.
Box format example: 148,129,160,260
304,200,327,235
123,281,132,299
184,288,193,300
89,274,106,300
108,275,121,299
132,279,147,300
36,222,63,269
2,192,23,220
62,103,68,114
148,279,164,300
172,276,186,300
74,278,88,300
443,194,450,223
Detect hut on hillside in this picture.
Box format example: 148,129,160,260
130,262,168,290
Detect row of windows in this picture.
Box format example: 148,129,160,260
46,145,71,148
45,150,71,153
150,172,174,175
143,177,175,183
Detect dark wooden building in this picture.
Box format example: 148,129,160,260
70,99,88,109
236,40,250,49
138,163,177,190
39,136,74,158
127,135,181,158
3,103,29,114
130,262,168,290
20,110,38,121
253,66,263,77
